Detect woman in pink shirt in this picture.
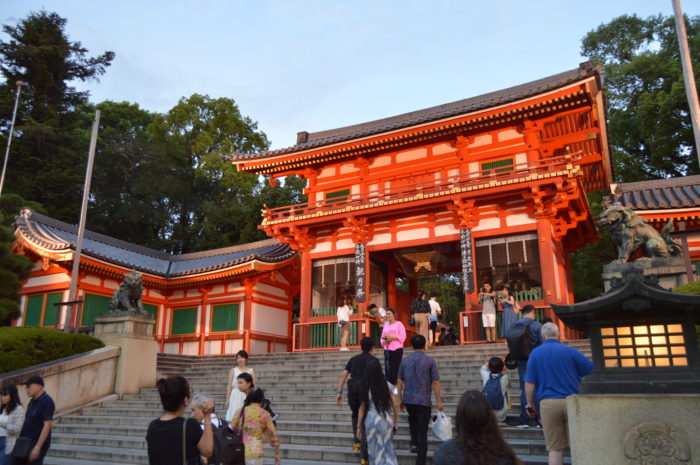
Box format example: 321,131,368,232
381,308,406,390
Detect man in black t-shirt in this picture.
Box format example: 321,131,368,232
17,376,55,465
336,337,375,465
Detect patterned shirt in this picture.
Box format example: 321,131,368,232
232,404,280,460
398,351,440,407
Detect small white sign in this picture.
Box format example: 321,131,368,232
463,316,469,328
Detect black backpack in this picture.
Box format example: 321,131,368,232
506,319,535,361
482,373,505,410
212,418,245,465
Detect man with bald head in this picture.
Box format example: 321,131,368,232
524,323,592,465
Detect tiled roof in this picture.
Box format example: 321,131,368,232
609,175,700,210
15,209,295,278
232,62,599,162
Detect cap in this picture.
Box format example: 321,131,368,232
22,375,44,387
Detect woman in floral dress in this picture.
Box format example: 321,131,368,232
357,360,398,465
232,388,280,465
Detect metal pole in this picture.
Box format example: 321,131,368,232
672,0,700,168
65,110,100,332
0,81,24,197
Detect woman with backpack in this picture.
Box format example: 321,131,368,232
146,376,214,465
480,357,509,423
0,384,25,465
231,388,280,465
433,390,522,465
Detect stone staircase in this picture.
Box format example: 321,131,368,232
44,340,591,465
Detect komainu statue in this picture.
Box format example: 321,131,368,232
109,271,146,314
598,205,682,263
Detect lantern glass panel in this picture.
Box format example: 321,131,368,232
616,327,631,335
672,357,688,366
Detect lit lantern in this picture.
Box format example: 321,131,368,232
552,269,700,394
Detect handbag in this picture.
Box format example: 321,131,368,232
429,411,452,441
11,437,35,459
408,316,415,326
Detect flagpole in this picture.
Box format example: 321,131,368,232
672,0,700,168
65,110,100,332
0,81,24,197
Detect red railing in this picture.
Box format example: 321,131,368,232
263,153,582,223
156,329,291,355
292,317,417,352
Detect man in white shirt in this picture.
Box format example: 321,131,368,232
428,293,442,346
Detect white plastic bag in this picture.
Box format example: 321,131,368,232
429,411,452,441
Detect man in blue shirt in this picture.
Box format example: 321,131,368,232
525,323,593,465
510,305,542,427
397,335,443,465
17,376,55,465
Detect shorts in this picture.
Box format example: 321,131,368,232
482,312,496,328
540,398,569,451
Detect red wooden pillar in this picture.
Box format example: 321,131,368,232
198,287,209,355
536,218,557,306
299,249,312,323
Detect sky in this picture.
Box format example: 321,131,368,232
3,0,700,150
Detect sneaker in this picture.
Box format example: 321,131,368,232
516,423,529,429
340,347,350,351
360,460,368,465
352,442,361,451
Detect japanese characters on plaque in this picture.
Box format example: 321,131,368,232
460,228,475,294
355,242,366,303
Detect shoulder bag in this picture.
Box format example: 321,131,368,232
11,437,35,460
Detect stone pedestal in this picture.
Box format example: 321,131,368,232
568,394,699,465
602,256,688,292
94,313,157,398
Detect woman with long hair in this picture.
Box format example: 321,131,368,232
225,350,256,422
0,384,24,465
433,390,522,465
499,287,517,337
357,360,398,465
380,308,406,391
231,388,281,465
410,290,430,343
146,376,214,465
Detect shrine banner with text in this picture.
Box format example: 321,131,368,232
355,242,366,302
460,228,475,294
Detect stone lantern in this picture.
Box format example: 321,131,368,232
551,265,700,464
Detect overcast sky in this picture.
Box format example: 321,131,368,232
3,1,699,150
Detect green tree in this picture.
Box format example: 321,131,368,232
0,212,32,324
0,11,114,221
148,94,270,253
85,101,172,250
581,14,700,181
417,274,464,326
569,191,617,301
0,193,45,227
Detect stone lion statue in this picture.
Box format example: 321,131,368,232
598,205,682,262
109,271,145,314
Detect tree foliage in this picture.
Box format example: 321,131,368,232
0,10,114,221
417,274,464,327
581,14,700,181
0,211,32,324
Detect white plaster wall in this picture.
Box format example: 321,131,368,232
498,129,521,141
396,148,427,163
251,303,289,336
148,288,166,300
506,213,536,227
351,184,360,196
186,289,201,298
340,163,359,175
25,273,69,287
250,339,268,354
274,342,288,353
204,340,221,355
432,143,456,155
335,239,354,250
397,228,429,242
181,341,199,356
224,339,243,354
276,274,289,285
435,223,459,236
469,135,492,147
312,241,333,253
256,282,287,299
370,155,391,169
163,343,179,354
81,275,101,286
203,304,211,336
368,233,392,246
318,167,336,178
211,285,226,294
468,162,479,177
104,279,118,289
171,290,184,299
515,152,528,165
473,218,501,231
